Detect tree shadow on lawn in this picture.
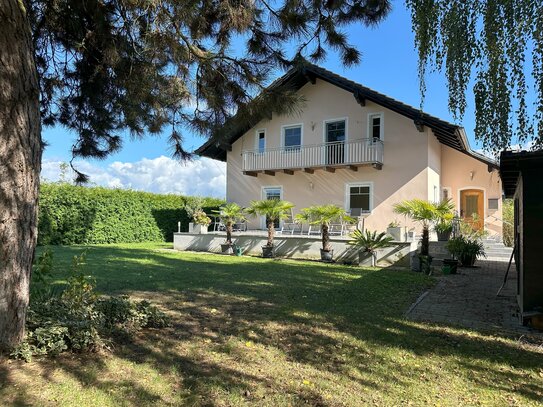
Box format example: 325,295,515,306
32,245,543,404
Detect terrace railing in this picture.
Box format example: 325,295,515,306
242,138,383,172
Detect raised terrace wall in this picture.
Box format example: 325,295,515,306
173,232,415,267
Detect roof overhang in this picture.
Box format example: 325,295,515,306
500,150,543,197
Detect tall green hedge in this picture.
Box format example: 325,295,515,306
38,183,224,245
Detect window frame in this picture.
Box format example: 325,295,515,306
281,123,303,151
345,182,374,215
322,117,348,143
261,186,283,229
442,187,452,202
367,112,384,141
255,128,266,153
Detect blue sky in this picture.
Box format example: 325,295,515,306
41,3,479,197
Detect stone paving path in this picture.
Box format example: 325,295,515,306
407,259,542,337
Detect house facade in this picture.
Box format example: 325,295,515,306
197,64,503,236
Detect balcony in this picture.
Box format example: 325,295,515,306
242,138,383,175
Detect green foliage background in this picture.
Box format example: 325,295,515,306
38,183,223,245
502,199,514,247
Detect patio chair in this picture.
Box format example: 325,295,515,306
212,215,225,232
279,208,303,235
233,219,247,232
341,216,358,236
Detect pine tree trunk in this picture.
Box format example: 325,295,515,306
0,0,42,350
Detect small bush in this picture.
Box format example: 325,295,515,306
11,251,169,362
97,296,169,332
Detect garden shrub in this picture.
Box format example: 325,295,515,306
11,250,169,362
38,183,223,245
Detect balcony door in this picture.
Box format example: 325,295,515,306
326,120,345,165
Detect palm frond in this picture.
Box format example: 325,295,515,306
348,230,394,253
246,199,294,221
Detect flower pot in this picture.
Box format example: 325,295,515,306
387,226,407,242
460,253,477,267
193,224,208,234
437,230,452,241
234,246,243,256
220,243,233,254
320,249,333,262
359,251,376,267
418,255,433,274
261,245,275,258
442,258,458,274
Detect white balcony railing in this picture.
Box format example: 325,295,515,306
242,138,383,172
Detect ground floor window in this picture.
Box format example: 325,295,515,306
262,187,282,228
346,183,372,215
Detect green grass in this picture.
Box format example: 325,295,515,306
1,243,542,406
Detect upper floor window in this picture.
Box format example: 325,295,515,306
368,113,383,140
283,125,302,151
256,129,265,153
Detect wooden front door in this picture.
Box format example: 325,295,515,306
460,189,484,231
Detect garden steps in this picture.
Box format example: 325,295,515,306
482,238,514,261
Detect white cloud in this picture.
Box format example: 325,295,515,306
41,156,226,198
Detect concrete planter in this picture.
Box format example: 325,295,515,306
320,249,333,262
418,255,433,274
220,243,233,254
387,226,407,242
442,258,458,274
436,230,452,241
359,251,376,267
193,224,208,234
261,245,276,258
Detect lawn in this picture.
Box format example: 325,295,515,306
1,243,542,406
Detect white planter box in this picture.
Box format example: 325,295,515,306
387,227,407,242
193,224,208,234
359,251,376,267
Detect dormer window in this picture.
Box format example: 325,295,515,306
368,113,383,140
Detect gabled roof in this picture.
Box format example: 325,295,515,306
195,63,498,169
500,150,543,197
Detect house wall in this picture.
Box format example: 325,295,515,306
428,131,442,202
521,170,543,314
227,79,434,233
225,78,502,235
440,145,502,236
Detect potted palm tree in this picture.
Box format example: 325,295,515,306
447,235,486,267
247,199,294,258
348,230,394,267
212,203,246,254
434,212,454,241
393,199,454,274
295,205,351,261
